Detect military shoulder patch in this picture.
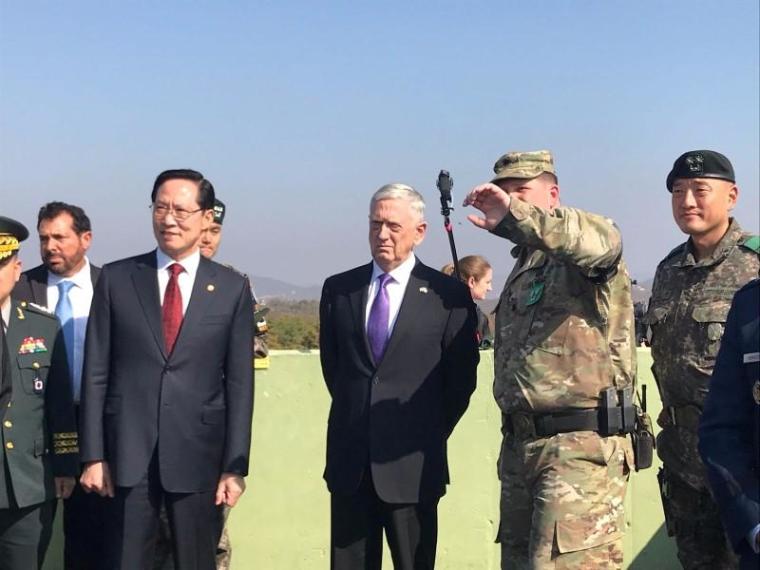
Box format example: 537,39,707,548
739,234,760,254
25,302,55,316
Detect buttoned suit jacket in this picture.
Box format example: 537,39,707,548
319,259,479,504
80,251,254,492
0,300,78,509
13,263,102,306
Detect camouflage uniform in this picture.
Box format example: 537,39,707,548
493,195,636,569
646,218,759,569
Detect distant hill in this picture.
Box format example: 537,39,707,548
250,276,322,301
250,275,653,305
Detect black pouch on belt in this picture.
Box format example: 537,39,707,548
631,385,655,471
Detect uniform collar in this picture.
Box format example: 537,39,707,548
675,218,744,268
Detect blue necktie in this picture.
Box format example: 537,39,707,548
367,273,393,364
55,281,77,399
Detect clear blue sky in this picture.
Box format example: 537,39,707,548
2,0,758,286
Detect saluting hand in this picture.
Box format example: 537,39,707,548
55,476,76,499
215,472,246,507
80,460,115,498
462,183,512,231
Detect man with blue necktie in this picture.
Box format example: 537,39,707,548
13,202,103,570
319,183,479,570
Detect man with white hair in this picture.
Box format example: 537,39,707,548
319,183,479,570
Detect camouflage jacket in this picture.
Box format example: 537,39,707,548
492,198,636,414
646,218,759,488
647,219,759,411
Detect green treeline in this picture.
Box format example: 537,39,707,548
264,299,319,350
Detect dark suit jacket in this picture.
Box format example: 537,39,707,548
319,259,479,504
80,251,254,493
13,263,101,306
699,279,760,565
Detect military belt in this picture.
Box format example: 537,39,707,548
665,405,702,431
503,409,600,439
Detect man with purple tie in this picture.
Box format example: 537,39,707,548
319,183,479,570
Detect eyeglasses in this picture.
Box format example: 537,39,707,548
150,204,203,222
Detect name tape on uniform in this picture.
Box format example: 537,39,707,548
743,352,760,364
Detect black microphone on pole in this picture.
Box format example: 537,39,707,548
436,170,461,280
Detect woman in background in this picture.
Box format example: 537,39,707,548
441,255,493,348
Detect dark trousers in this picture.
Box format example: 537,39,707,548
330,473,438,570
105,454,223,570
63,483,108,569
64,405,108,570
0,500,55,570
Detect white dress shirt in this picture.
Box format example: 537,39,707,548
364,254,417,336
47,257,94,403
156,248,201,315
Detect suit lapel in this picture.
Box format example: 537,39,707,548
349,264,374,366
30,266,48,307
90,265,101,286
172,258,217,355
131,252,166,359
380,262,427,364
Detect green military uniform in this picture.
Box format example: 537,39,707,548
646,149,758,570
0,216,79,570
490,151,636,569
647,218,758,569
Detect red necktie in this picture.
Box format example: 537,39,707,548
162,263,184,354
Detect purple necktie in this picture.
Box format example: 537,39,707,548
367,273,393,363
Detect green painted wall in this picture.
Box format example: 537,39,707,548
44,349,681,569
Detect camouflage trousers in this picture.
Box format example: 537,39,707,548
153,505,232,570
497,431,631,570
658,466,739,570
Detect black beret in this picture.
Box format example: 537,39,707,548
0,216,29,261
666,150,735,192
212,199,226,225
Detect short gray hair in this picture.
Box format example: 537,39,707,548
369,183,425,220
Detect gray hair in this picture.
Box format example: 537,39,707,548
369,183,426,220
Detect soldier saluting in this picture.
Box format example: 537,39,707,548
0,216,79,569
464,150,636,569
646,150,759,569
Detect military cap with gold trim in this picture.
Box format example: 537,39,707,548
491,149,555,183
0,216,29,262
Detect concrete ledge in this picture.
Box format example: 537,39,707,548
44,349,680,569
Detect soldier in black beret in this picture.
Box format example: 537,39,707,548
199,199,226,260
647,150,759,569
666,150,736,191
0,216,79,569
